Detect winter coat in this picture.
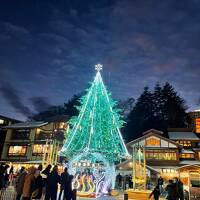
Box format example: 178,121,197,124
41,169,51,186
64,175,73,200
60,171,69,190
32,174,43,199
22,167,36,198
176,181,184,200
15,171,27,195
46,171,61,193
149,187,160,200
166,183,176,200
158,177,164,185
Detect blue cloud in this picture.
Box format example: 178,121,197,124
0,0,200,119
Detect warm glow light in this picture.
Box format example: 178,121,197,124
129,162,133,167
36,128,41,134
8,146,27,156
33,144,45,154
196,118,200,133
146,137,160,146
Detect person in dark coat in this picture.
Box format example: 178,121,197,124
59,167,69,200
166,180,176,200
41,164,52,197
128,174,133,189
0,163,5,190
149,185,160,200
157,176,164,193
174,178,184,200
45,165,61,200
64,175,74,200
42,165,52,185
3,165,10,188
32,165,43,200
116,173,122,189
15,167,27,200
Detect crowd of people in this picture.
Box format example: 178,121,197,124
0,163,74,200
148,176,184,200
116,173,185,200
116,173,133,190
0,164,187,200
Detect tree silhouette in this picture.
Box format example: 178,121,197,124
124,83,190,141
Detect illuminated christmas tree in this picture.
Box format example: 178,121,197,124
60,64,129,162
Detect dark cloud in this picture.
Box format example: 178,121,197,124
30,97,52,113
0,82,32,117
0,0,200,120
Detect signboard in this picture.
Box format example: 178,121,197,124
196,118,200,133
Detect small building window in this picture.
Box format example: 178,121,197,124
8,146,27,156
162,168,177,173
0,119,4,124
177,141,192,147
32,144,46,155
11,129,30,140
146,150,177,160
180,153,194,159
145,137,160,146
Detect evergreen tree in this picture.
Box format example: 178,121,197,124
124,87,156,140
60,65,129,162
124,83,190,141
161,82,190,128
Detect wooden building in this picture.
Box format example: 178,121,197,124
0,116,69,168
117,129,200,188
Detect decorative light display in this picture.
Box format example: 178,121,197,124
61,64,129,197
65,151,116,197
132,145,146,190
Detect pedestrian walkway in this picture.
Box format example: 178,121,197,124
0,186,166,200
0,186,16,200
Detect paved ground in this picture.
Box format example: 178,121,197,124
0,186,166,200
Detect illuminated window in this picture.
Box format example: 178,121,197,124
33,144,45,155
8,146,27,156
0,119,4,124
181,153,194,159
146,137,160,146
162,168,177,173
196,118,200,133
146,150,177,160
55,122,67,130
178,141,192,147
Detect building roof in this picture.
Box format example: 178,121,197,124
181,149,194,154
179,160,200,165
0,114,21,123
3,121,48,129
142,129,163,135
126,129,181,148
168,132,200,140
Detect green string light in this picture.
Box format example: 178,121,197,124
60,64,129,162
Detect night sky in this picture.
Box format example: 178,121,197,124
0,0,200,120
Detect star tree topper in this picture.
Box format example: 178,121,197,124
95,64,103,72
